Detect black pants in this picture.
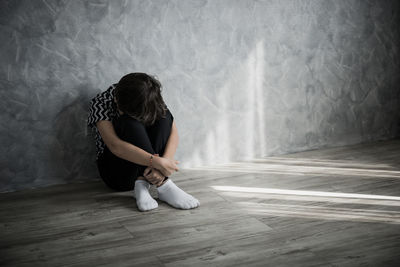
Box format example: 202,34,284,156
96,109,174,191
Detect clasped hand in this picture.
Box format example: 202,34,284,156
143,155,180,186
143,167,165,186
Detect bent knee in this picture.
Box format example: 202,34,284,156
114,114,145,134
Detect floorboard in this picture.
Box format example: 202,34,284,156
1,139,400,266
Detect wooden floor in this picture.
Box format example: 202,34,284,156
1,139,400,266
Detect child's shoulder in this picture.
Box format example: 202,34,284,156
106,83,118,93
91,84,117,102
108,83,118,95
100,83,117,97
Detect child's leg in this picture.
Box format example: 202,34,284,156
97,114,160,191
133,176,158,211
157,179,200,209
145,109,174,157
146,110,200,209
98,110,199,210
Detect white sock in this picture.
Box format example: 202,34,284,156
133,180,158,211
157,179,200,209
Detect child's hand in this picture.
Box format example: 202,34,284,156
152,156,179,176
143,167,165,186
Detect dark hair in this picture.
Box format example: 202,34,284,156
115,73,168,126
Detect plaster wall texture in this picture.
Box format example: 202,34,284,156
0,0,399,192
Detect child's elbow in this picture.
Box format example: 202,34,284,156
107,140,123,157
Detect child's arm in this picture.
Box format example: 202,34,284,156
96,120,154,166
96,120,179,176
162,120,179,160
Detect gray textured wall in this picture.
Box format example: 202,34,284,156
1,0,399,192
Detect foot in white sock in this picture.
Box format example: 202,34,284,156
133,180,158,211
157,180,200,209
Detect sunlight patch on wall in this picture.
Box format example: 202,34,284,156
185,41,267,167
245,40,266,160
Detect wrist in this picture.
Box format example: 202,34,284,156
162,154,175,160
151,154,161,168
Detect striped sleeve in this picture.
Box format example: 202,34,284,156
87,86,115,128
